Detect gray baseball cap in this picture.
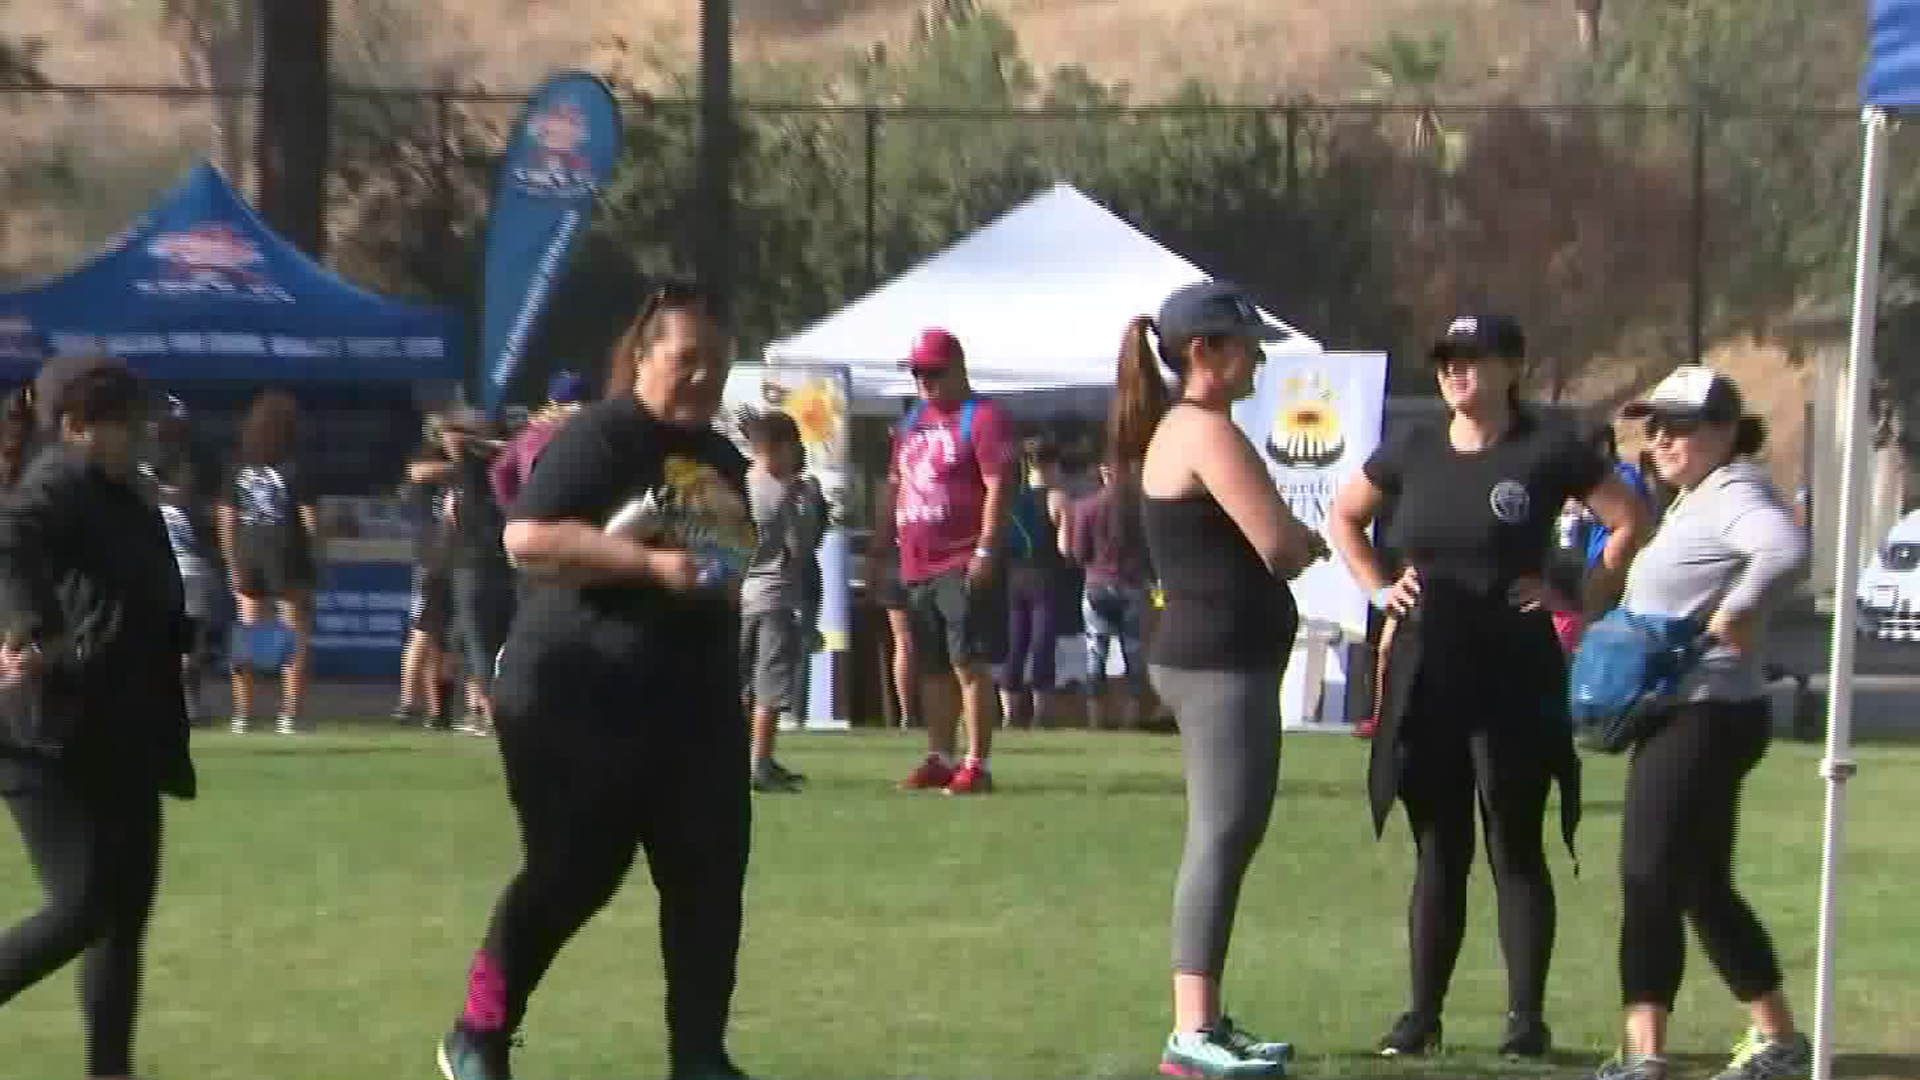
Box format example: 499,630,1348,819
1156,281,1289,344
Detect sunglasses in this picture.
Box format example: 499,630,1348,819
1646,415,1706,438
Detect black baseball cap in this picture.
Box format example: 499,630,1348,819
1430,313,1526,362
33,353,137,431
1620,365,1744,424
1156,281,1289,343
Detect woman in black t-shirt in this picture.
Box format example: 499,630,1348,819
215,390,318,735
434,283,761,1080
1328,313,1650,1059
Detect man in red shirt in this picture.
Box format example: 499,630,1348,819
869,329,1012,794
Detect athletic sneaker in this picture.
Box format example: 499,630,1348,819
275,715,298,736
1160,1026,1286,1078
1712,1028,1811,1080
1499,1012,1551,1058
944,761,993,795
1593,1053,1669,1080
898,754,954,791
1377,1012,1442,1057
751,759,803,794
437,1027,513,1080
230,717,250,735
1216,1015,1295,1063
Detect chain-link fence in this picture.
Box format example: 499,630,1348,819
1,85,1866,405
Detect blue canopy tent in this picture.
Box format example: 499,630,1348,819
1820,7,1920,1078
0,162,461,384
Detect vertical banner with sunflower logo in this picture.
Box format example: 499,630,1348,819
721,362,854,730
1231,351,1389,730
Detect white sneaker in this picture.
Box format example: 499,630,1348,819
230,717,250,735
275,716,298,735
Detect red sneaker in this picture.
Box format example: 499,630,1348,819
944,761,993,795
898,755,955,791
1353,716,1379,739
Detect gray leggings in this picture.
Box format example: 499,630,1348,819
1151,665,1283,976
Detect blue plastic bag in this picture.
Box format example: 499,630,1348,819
230,620,296,675
1568,609,1709,753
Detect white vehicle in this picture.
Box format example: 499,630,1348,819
1856,509,1920,640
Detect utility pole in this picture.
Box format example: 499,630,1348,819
256,0,331,258
696,0,734,319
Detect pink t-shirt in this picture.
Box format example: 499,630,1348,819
891,396,1012,584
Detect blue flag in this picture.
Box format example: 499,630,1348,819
478,71,621,417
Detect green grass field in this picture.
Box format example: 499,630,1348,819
2,729,1916,1080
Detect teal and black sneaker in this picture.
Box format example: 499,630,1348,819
1160,1025,1287,1078
437,1027,514,1080
1712,1028,1812,1080
1593,1052,1669,1080
1216,1015,1295,1064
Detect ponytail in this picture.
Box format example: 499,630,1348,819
1107,316,1171,469
1732,414,1767,457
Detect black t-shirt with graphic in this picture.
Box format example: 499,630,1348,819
1364,410,1606,686
494,396,756,721
222,460,314,555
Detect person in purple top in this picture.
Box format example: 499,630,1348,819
1066,460,1155,729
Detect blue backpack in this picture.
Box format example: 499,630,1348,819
897,400,1050,563
1567,609,1710,752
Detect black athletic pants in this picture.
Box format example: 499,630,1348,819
1399,719,1557,1019
462,697,752,1070
0,771,163,1078
1619,698,1781,1010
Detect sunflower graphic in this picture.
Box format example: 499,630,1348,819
782,377,844,450
1266,371,1347,470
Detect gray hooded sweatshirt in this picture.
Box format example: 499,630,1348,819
1621,459,1806,703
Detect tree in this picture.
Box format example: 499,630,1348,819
161,0,260,192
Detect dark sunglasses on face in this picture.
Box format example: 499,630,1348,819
1647,416,1704,439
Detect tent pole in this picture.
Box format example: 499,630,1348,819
1812,104,1888,1080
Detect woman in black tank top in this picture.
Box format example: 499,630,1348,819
1107,281,1325,1080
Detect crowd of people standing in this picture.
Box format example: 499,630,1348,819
0,274,1818,1080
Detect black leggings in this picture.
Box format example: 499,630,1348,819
458,706,752,1070
1620,699,1781,1010
1399,722,1556,1019
0,773,163,1078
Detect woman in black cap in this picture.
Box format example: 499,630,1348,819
0,354,196,1080
434,281,761,1080
1327,313,1650,1058
1111,280,1321,1079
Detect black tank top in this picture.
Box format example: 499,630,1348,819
1143,486,1298,672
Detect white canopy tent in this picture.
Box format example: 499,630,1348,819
765,183,1322,414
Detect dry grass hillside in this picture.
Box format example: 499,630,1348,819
18,0,1579,99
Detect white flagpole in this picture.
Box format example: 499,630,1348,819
1812,104,1889,1080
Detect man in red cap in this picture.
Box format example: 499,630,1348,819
868,328,1012,794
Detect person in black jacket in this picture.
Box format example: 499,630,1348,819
0,353,196,1080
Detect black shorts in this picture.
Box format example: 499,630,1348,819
233,530,316,598
903,568,1007,673
409,566,451,641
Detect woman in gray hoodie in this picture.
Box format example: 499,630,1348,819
1592,365,1810,1080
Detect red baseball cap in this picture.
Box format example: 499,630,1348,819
901,328,965,372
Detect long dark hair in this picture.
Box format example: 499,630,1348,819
602,280,713,401
1108,316,1172,469
0,387,33,492
236,389,299,466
